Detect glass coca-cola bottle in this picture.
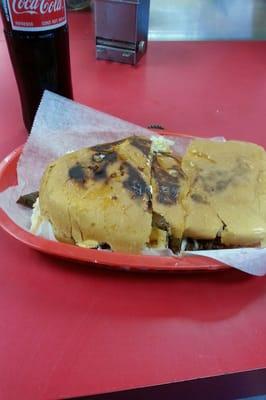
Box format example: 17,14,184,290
0,0,73,132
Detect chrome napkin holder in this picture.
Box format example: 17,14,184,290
94,0,150,65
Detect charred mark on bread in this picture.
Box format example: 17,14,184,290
69,152,118,184
194,158,251,195
92,151,118,181
200,175,233,194
152,156,184,205
91,152,118,165
130,136,151,157
91,139,124,153
68,163,86,183
190,193,209,204
123,162,151,200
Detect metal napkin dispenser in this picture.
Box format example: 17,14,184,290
94,0,150,65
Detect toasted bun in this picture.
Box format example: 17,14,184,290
182,139,266,247
39,137,153,254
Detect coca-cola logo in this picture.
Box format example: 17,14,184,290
7,0,66,31
12,0,63,15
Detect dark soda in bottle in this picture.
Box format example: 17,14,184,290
0,0,73,132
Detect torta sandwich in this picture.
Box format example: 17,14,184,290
17,136,266,253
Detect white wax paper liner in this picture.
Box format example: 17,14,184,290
185,249,266,277
0,90,265,276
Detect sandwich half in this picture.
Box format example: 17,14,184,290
181,139,266,249
38,136,153,254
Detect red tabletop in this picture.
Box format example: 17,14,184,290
0,11,266,400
